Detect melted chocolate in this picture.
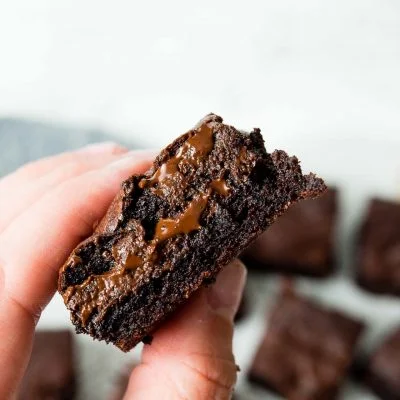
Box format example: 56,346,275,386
139,122,214,194
211,178,230,196
154,192,210,243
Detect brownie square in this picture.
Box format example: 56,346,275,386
248,291,364,399
356,198,400,296
364,327,400,400
59,113,325,351
241,188,337,277
18,330,76,400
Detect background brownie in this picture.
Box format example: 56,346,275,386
59,113,325,351
356,198,400,296
364,326,400,400
18,330,76,400
241,188,337,277
248,290,364,399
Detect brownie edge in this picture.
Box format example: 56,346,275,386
58,113,326,351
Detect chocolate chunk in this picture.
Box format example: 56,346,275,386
363,326,400,400
241,188,337,277
356,198,400,296
18,330,76,400
58,113,326,352
248,290,364,399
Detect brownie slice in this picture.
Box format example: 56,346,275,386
58,113,326,352
356,198,400,296
241,188,337,277
364,327,400,400
248,290,364,399
18,330,76,400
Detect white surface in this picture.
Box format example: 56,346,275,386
2,1,400,399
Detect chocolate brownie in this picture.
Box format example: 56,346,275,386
241,188,337,277
356,198,400,296
248,290,364,399
364,326,400,400
18,330,76,400
58,113,326,351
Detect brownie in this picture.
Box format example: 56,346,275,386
58,113,326,352
356,198,400,296
241,188,337,277
248,290,364,399
364,327,400,400
18,330,76,400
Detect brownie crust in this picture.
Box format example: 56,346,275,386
58,113,325,351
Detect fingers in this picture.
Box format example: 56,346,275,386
0,142,127,190
125,260,247,400
0,150,130,233
0,151,155,398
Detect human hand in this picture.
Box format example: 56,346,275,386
0,143,246,399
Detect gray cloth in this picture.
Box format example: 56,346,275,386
0,118,131,177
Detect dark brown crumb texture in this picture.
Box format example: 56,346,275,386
58,113,326,351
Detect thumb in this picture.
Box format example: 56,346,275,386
123,259,247,400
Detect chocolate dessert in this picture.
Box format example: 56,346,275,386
59,113,325,351
249,290,364,399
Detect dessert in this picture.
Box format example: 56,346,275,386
241,188,337,277
364,326,400,400
356,198,400,296
59,113,325,351
248,289,364,399
18,330,76,400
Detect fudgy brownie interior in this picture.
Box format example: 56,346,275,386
58,113,325,351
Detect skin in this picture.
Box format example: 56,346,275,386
0,143,246,400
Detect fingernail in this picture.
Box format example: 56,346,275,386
79,142,128,154
207,259,247,321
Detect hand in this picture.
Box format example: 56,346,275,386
0,143,246,400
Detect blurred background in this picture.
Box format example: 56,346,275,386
1,1,400,399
